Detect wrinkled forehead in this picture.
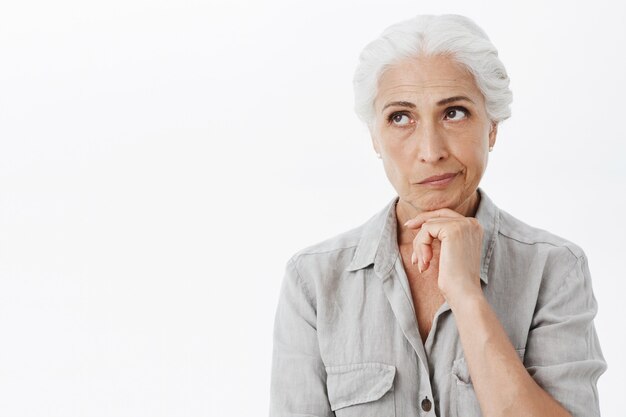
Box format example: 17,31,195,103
374,55,484,109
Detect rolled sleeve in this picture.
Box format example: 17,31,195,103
269,257,333,417
525,249,607,417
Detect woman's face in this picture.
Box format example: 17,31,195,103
370,54,497,215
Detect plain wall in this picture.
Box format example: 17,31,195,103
0,0,624,415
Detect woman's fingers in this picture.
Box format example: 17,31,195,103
405,212,457,273
405,211,469,274
413,223,437,273
406,215,484,301
403,208,463,229
411,218,461,273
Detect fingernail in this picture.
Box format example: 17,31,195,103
411,252,416,265
403,219,412,227
418,262,424,273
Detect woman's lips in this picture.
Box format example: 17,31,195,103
417,172,459,186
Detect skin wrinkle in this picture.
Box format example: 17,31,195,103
369,54,497,246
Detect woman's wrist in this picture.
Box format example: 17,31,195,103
445,281,485,312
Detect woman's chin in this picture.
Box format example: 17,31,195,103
404,188,473,213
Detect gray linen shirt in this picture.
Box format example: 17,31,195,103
269,188,606,417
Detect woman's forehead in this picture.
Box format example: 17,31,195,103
375,55,483,108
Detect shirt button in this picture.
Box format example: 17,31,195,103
421,397,432,412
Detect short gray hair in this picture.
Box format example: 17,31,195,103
353,14,512,127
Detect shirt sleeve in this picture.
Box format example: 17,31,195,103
269,257,334,417
524,248,607,417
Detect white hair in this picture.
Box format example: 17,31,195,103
353,14,512,127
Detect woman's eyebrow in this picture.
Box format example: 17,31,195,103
436,95,475,106
382,96,475,112
382,101,416,111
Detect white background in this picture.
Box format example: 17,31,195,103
1,0,624,416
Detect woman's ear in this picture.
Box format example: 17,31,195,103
489,122,498,148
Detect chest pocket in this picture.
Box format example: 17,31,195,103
451,348,526,417
325,362,396,417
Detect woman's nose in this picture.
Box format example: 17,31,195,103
415,123,449,163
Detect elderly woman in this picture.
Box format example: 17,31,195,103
269,14,606,417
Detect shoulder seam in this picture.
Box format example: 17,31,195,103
554,253,585,293
287,256,315,305
497,230,581,259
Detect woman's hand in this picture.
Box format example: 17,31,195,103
403,208,484,305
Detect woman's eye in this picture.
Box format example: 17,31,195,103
389,113,412,126
445,107,468,121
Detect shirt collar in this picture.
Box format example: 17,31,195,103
345,187,500,284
